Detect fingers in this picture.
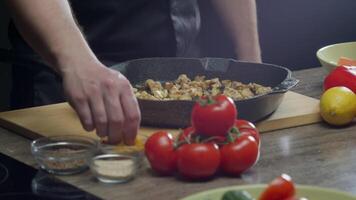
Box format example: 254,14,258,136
103,78,124,144
71,98,94,131
88,84,108,138
64,81,94,132
119,76,141,145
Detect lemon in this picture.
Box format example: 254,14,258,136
320,86,356,126
113,135,145,154
100,135,146,154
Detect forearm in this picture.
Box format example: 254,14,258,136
6,0,140,144
5,0,98,74
211,0,261,62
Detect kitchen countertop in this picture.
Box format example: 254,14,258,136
1,67,356,200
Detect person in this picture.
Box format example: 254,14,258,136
5,0,261,145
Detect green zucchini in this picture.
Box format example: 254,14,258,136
222,190,255,200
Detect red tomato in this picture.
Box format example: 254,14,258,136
239,129,260,146
220,135,259,175
176,143,220,179
144,131,177,175
259,174,296,200
191,95,237,137
284,197,297,200
234,119,256,129
234,119,260,145
324,66,356,93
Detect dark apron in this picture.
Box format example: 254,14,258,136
9,0,200,109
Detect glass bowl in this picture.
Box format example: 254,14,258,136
31,135,99,175
99,135,146,166
89,153,141,183
90,136,146,183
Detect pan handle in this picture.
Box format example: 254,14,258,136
270,77,299,94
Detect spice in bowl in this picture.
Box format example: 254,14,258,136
40,148,87,171
90,154,139,183
31,135,99,175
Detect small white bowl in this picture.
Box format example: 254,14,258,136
90,153,141,183
316,41,356,72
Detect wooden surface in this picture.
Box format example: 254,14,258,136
1,67,356,200
0,91,320,141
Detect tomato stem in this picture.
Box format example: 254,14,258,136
195,135,201,143
174,140,188,150
201,136,224,143
207,97,215,105
197,96,216,106
175,129,183,144
174,129,186,149
226,126,243,143
227,132,235,143
230,127,240,134
184,133,192,144
197,97,208,106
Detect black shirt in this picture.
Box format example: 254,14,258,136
9,0,200,64
8,0,201,108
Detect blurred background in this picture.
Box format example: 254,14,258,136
1,0,356,111
0,0,11,111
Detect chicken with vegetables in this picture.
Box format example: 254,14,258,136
133,74,272,101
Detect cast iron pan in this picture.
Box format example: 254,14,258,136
111,57,299,128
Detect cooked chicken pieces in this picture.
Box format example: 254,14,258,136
134,74,272,101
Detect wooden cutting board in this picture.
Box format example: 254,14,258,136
0,91,321,140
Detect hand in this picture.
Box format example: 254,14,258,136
61,59,141,145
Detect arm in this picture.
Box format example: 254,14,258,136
211,0,262,62
6,0,140,145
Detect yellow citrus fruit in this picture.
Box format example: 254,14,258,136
320,86,356,126
100,135,146,154
113,135,145,154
